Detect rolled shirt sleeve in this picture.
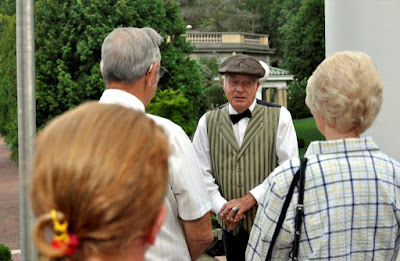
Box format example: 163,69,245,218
168,123,212,220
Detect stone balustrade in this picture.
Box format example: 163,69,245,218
185,32,269,46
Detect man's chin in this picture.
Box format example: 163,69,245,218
233,98,247,105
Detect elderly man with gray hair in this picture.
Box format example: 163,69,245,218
192,54,298,260
99,27,213,261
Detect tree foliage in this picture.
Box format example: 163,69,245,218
147,89,192,133
176,0,324,120
0,243,12,261
0,0,15,16
0,0,326,161
287,78,311,119
280,0,325,80
258,0,301,57
197,57,227,114
178,0,262,32
0,13,18,160
34,0,204,134
0,0,205,160
176,0,325,78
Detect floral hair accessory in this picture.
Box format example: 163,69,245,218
51,209,79,256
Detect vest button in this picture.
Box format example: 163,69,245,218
238,184,242,187
238,168,242,173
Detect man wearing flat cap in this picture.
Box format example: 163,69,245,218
192,54,298,260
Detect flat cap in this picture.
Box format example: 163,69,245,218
218,54,265,78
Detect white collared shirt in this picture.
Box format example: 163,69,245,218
100,89,211,261
192,99,298,214
229,100,257,147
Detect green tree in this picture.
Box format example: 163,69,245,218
280,0,325,80
197,57,226,115
257,0,301,58
0,0,15,16
178,0,258,32
34,0,204,135
146,89,192,132
0,13,18,160
176,0,307,61
278,0,324,120
287,78,311,119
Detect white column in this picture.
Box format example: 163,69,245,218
326,0,400,161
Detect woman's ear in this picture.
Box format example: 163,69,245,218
143,205,167,245
313,112,326,137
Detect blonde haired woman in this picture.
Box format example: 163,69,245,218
31,102,169,261
246,51,400,260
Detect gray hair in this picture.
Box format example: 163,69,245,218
101,27,163,85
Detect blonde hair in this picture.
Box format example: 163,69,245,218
306,51,383,134
31,102,169,260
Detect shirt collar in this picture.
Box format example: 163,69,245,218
304,137,380,157
228,99,257,115
99,89,145,112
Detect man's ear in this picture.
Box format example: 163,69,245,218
221,77,226,90
143,205,167,245
144,63,157,87
100,61,104,78
256,81,261,91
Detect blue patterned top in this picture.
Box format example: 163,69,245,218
246,137,400,260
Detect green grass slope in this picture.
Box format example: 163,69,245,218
293,117,325,157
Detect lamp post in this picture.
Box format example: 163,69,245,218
16,0,38,259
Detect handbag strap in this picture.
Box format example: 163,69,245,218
292,157,307,260
265,157,307,261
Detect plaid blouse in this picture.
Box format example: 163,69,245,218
246,137,400,260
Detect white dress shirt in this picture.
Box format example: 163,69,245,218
192,99,298,214
100,89,211,261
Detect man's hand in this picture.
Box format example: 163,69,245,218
219,193,256,228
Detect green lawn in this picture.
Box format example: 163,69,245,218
293,117,325,157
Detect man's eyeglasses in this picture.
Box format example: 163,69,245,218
148,64,167,79
159,66,166,78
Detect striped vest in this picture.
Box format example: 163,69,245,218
206,100,281,234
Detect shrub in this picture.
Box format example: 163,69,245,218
0,0,205,161
146,89,194,134
287,78,312,119
0,14,17,160
0,243,12,261
34,0,204,134
197,57,227,116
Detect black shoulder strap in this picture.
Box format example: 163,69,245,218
292,157,307,259
265,157,307,261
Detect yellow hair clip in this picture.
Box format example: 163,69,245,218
51,209,70,242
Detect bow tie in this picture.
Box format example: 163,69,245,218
230,109,252,124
